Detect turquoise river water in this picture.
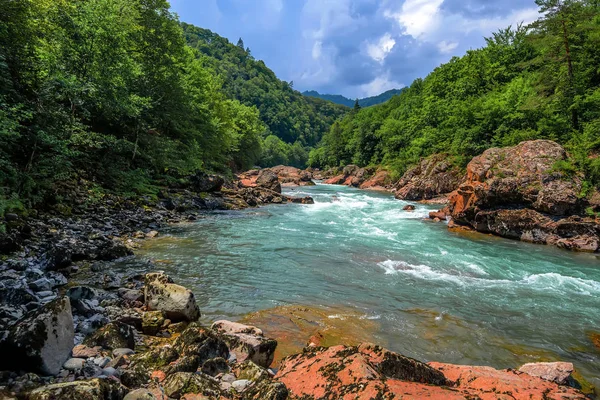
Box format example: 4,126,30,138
124,184,600,384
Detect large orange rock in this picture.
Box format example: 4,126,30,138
446,140,600,252
275,344,586,400
430,362,585,400
360,170,392,190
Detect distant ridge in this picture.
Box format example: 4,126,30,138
302,89,403,107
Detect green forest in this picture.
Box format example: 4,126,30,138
2,0,600,216
0,0,345,214
310,0,600,188
302,89,403,108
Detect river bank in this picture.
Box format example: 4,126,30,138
0,166,597,398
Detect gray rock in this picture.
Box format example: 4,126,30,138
0,297,74,375
101,367,118,377
212,320,277,368
144,273,200,322
232,379,252,392
30,278,52,292
221,373,236,383
112,348,135,357
93,357,111,368
63,358,85,371
35,290,54,298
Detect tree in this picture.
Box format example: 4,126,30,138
354,99,361,111
237,37,245,49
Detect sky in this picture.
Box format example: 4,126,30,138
169,0,541,98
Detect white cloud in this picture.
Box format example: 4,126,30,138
437,40,458,53
360,73,404,97
385,0,444,39
312,41,322,60
366,33,396,63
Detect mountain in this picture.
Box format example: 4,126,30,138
182,24,347,155
302,89,403,108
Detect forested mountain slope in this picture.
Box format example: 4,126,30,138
182,23,348,167
0,0,346,215
310,0,600,188
302,89,403,108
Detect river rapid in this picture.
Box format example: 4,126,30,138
124,184,600,385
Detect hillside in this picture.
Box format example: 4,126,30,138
182,23,348,167
302,89,403,108
310,1,600,188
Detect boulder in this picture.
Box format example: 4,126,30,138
144,273,200,322
269,166,315,186
430,362,585,399
190,172,224,193
28,378,127,400
256,170,282,194
274,343,585,399
518,362,575,386
162,372,222,399
395,154,463,201
142,311,165,336
403,205,416,211
0,297,74,375
173,325,229,363
276,343,447,399
211,320,277,368
450,140,583,223
84,321,135,350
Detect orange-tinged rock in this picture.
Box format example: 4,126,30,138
360,170,391,190
150,370,167,382
429,362,585,399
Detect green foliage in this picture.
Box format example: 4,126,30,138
182,23,348,151
303,89,403,108
313,2,600,185
0,0,272,209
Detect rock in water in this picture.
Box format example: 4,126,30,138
211,320,277,368
0,297,74,375
144,273,200,322
28,378,126,400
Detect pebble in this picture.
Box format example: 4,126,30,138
101,367,118,377
63,358,85,371
220,382,232,391
113,348,135,357
93,357,111,368
221,373,236,383
232,379,251,392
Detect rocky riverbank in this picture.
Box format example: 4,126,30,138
0,265,593,399
321,140,600,253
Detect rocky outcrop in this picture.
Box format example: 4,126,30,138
189,171,224,193
359,169,392,190
0,297,74,376
445,140,600,252
450,140,583,221
144,272,200,322
323,165,376,188
269,166,315,186
212,320,277,368
395,154,464,200
256,170,282,194
275,344,586,399
276,344,448,399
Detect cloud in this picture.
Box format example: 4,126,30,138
366,33,396,63
438,40,458,54
170,0,541,98
385,0,444,39
360,73,404,97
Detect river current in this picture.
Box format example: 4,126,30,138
127,184,600,384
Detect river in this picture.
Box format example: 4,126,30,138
123,183,600,385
